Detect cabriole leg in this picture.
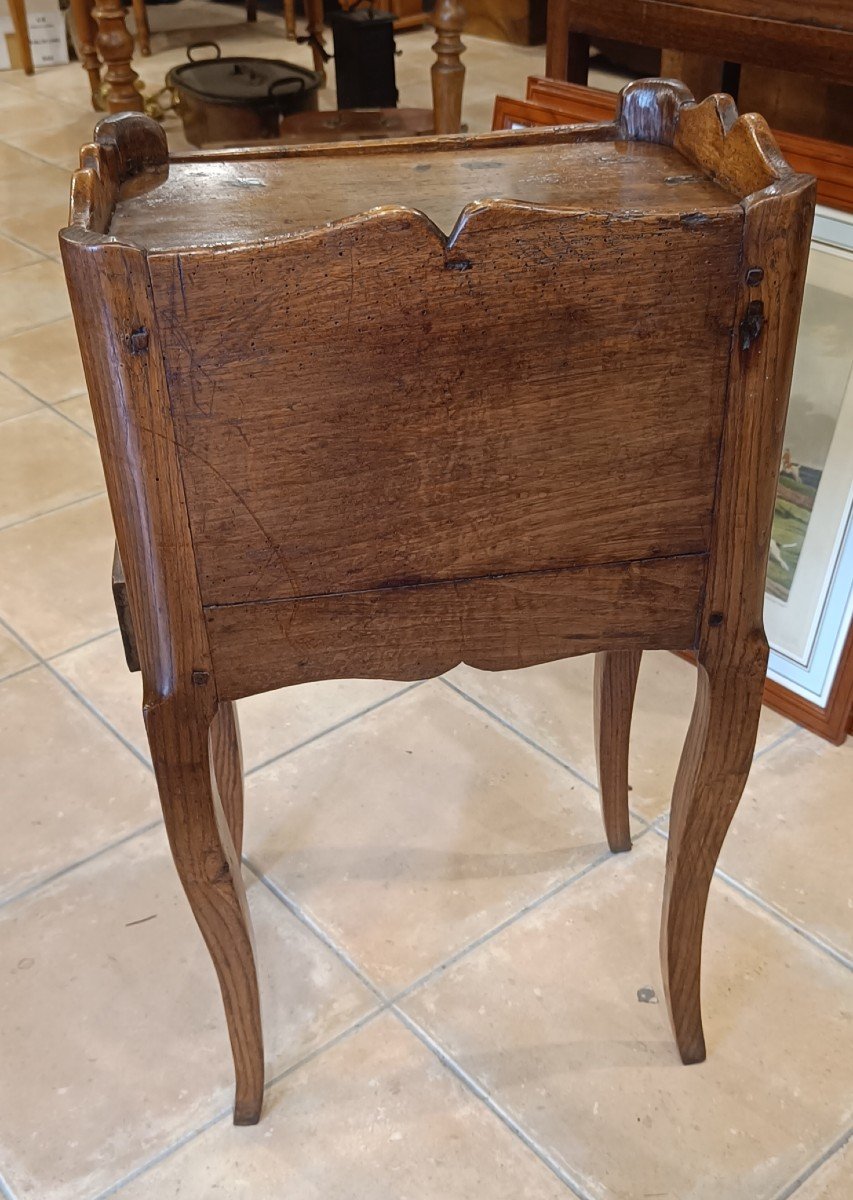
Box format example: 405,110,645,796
660,638,766,1064
593,650,641,853
145,694,263,1124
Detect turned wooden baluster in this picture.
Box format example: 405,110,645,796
431,0,466,134
93,0,143,113
69,0,103,108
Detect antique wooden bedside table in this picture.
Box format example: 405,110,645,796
61,82,814,1125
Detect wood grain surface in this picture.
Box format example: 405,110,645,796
61,88,815,1119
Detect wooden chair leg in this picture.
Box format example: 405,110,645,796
145,694,263,1125
130,0,151,56
211,701,245,860
246,0,258,24
70,0,103,109
566,31,590,86
304,0,326,82
593,650,641,853
283,0,296,39
660,639,766,1065
8,0,34,75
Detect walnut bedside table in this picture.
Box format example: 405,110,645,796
61,81,814,1124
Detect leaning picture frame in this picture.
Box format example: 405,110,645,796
494,81,853,742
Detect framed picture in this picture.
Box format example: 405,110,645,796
493,82,853,742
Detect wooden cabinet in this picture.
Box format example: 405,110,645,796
61,88,812,1123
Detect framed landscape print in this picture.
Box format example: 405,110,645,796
763,204,853,741
493,82,853,741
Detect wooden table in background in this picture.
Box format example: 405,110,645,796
546,0,853,143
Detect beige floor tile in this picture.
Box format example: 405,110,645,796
0,494,116,656
0,140,40,176
0,258,70,338
0,408,103,528
0,624,33,679
246,680,624,993
0,231,40,271
0,200,68,257
0,372,39,421
52,631,147,752
0,667,157,901
448,651,794,820
115,1012,568,1200
52,631,410,770
54,391,95,435
719,732,853,961
0,94,72,138
404,836,853,1200
0,156,70,215
0,827,376,1200
0,317,86,401
239,677,414,769
3,113,101,171
792,1139,853,1200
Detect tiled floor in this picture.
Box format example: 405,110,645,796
1,8,852,1200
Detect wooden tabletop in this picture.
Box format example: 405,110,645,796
109,136,740,252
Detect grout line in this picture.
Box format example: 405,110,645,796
752,724,801,762
47,398,96,439
0,365,82,412
649,823,853,972
0,660,40,686
0,614,151,772
393,1008,592,1200
46,626,121,662
0,312,71,343
92,1006,388,1200
0,227,53,265
390,830,652,1008
773,1123,853,1200
0,488,107,535
440,676,652,830
244,862,386,1003
244,680,425,777
440,677,599,791
0,819,163,913
43,661,153,770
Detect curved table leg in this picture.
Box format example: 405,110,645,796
8,0,34,75
594,650,641,853
146,693,264,1125
661,636,767,1063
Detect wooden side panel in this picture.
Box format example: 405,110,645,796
205,554,705,699
149,204,741,608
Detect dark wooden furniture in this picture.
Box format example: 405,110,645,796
546,1,853,143
61,82,813,1124
465,0,546,45
278,0,467,143
71,0,327,112
493,77,853,743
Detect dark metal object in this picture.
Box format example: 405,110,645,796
167,43,322,147
330,9,398,110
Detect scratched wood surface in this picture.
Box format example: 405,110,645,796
110,137,739,250
205,555,704,698
149,206,740,607
60,86,814,1124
